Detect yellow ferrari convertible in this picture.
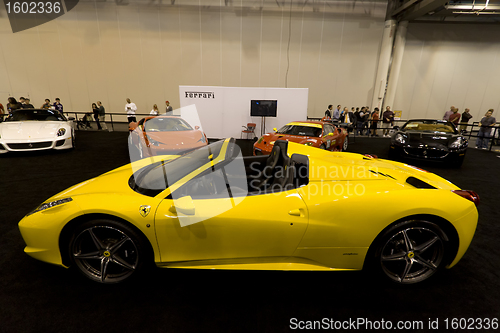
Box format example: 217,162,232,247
18,138,479,284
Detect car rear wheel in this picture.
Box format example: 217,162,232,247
342,137,349,151
69,219,148,284
375,220,447,284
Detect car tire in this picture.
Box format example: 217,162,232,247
342,137,349,151
68,219,150,284
320,144,327,150
450,156,465,168
372,220,448,284
388,148,397,160
71,130,76,150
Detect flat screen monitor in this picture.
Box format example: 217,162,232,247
250,100,277,117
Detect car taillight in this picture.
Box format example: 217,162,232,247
452,190,480,206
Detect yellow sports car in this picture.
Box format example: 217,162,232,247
18,138,479,284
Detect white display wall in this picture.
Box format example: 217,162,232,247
179,86,308,139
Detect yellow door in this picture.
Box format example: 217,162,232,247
154,189,308,263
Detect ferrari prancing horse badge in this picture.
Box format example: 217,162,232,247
139,205,151,217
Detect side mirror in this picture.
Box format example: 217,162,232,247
174,196,196,215
195,125,200,130
68,117,75,121
273,127,277,132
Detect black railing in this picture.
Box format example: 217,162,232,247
307,117,500,151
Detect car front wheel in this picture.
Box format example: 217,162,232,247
69,219,149,284
375,220,448,284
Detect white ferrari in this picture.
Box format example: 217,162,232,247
0,109,75,153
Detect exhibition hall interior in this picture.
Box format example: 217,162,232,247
1,0,499,332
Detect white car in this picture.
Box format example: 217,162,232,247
0,109,75,153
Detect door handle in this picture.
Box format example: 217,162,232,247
288,209,303,217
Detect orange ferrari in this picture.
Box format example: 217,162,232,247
128,116,207,158
253,120,348,155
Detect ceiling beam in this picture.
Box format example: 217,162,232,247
396,0,449,21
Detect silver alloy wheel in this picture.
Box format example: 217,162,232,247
71,225,140,283
380,226,445,284
343,137,348,151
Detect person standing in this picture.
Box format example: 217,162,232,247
92,103,102,130
97,101,108,131
443,106,455,121
41,99,51,109
340,107,348,123
449,107,461,127
166,100,173,114
371,108,380,137
382,106,395,137
7,97,22,114
356,107,366,135
125,98,137,123
332,105,341,122
324,105,332,119
459,108,473,132
150,104,159,116
53,98,63,115
476,110,496,149
22,98,34,108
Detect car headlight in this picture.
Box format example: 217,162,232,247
257,137,264,144
304,142,314,146
27,198,73,216
147,135,161,146
57,128,66,137
395,133,406,144
269,141,275,145
450,137,463,149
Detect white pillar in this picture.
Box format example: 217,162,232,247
385,21,408,111
371,20,397,111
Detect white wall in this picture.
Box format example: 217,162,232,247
393,23,500,121
0,1,386,118
179,85,308,138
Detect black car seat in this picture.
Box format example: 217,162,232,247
252,144,281,191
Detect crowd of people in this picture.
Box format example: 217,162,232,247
323,104,498,149
324,105,396,137
0,97,175,131
441,105,497,149
0,96,64,115
125,99,173,123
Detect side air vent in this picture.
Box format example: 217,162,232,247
406,177,436,189
369,170,397,180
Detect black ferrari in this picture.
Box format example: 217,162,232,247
389,119,468,167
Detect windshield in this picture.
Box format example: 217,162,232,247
129,140,225,197
277,124,322,137
144,117,193,132
403,120,457,134
5,109,67,122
